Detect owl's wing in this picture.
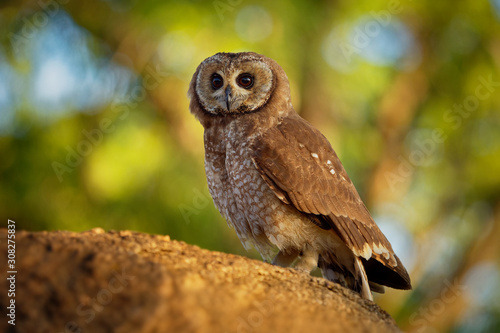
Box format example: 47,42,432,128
250,113,411,290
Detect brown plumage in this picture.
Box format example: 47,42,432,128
188,52,411,300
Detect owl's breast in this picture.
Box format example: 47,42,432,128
204,118,330,261
205,122,297,256
204,125,255,250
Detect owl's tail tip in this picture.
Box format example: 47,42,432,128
318,255,374,301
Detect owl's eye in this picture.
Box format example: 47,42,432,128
237,74,254,89
211,74,224,90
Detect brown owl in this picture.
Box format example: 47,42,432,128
188,52,411,300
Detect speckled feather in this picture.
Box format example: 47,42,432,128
251,113,411,290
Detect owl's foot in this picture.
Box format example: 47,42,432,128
294,249,319,273
272,249,299,267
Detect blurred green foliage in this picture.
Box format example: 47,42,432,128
1,0,500,331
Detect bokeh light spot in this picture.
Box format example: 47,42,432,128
235,6,273,42
158,31,196,75
463,262,500,308
491,0,500,20
35,58,75,104
86,122,167,201
322,17,420,71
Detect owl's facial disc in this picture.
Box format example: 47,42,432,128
196,58,274,115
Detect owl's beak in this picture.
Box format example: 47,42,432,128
225,86,233,112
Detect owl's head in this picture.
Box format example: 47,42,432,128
188,52,291,123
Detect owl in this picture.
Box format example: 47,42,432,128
188,52,411,300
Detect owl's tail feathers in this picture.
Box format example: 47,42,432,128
354,256,373,301
368,281,386,294
318,255,374,301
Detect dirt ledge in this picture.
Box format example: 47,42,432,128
0,229,400,333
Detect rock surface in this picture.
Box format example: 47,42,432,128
0,229,400,333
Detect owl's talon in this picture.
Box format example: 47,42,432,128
272,249,299,267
